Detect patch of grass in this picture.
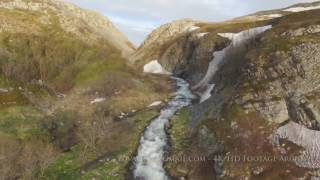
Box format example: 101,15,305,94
256,10,320,54
106,76,170,115
271,96,283,102
258,34,320,54
42,145,83,180
81,157,123,180
0,105,46,140
169,108,192,153
0,75,19,87
0,90,29,107
197,20,271,34
74,58,128,86
166,108,192,171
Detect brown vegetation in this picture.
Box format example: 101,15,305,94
0,133,58,180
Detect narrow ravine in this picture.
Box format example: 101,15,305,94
194,25,272,103
133,77,195,180
133,25,273,180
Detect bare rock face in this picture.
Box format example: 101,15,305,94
0,0,134,57
272,121,320,169
282,25,320,37
236,43,320,125
130,19,199,65
159,33,229,84
286,93,320,130
140,19,198,50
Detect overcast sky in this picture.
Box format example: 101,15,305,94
65,0,317,46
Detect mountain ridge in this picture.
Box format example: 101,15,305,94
0,0,135,57
131,0,320,70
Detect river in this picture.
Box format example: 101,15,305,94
133,77,195,180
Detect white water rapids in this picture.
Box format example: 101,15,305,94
194,25,272,103
133,77,195,180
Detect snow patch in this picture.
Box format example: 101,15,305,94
90,98,106,104
218,25,272,46
143,60,171,75
272,122,320,168
264,14,283,18
148,101,162,107
188,25,200,32
194,25,272,103
197,32,209,38
199,84,215,103
284,5,320,12
0,88,9,93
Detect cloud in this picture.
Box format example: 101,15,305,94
106,15,156,46
65,0,318,46
115,23,151,47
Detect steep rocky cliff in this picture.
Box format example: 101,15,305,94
131,2,320,179
130,19,206,71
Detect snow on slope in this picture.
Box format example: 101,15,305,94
188,26,200,32
272,122,320,169
200,84,215,103
148,101,162,107
90,98,106,104
193,25,272,103
265,14,283,18
284,5,320,12
197,32,209,38
143,60,171,75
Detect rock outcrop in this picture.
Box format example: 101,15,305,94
236,43,320,125
130,19,198,63
282,25,320,36
131,18,231,85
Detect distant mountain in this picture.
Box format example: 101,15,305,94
129,19,199,65
232,0,320,21
0,0,135,57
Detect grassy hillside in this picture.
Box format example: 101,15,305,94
0,2,172,179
